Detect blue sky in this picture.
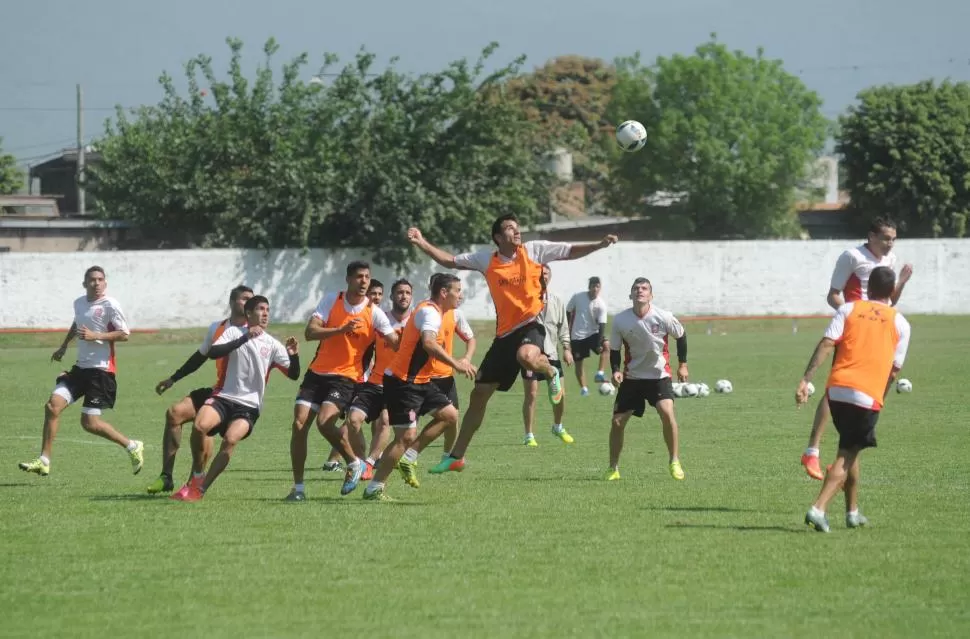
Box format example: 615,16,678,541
2,0,969,167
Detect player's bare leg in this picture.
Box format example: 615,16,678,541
200,419,251,496
437,383,497,462
41,394,69,459
363,425,417,500
374,405,458,495
79,413,144,474
806,447,861,532
655,399,684,479
367,411,390,462
607,411,633,478
317,404,364,495
161,397,212,481
801,396,831,480
597,344,611,381
288,403,316,493
518,345,563,406
521,378,539,444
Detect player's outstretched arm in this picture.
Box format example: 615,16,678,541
564,234,618,261
407,228,461,269
206,330,255,359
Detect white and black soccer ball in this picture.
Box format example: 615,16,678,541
615,119,647,153
671,382,686,398
683,383,699,397
697,383,711,397
896,378,913,393
714,379,733,394
598,382,615,396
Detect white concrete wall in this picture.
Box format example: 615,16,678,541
1,239,967,328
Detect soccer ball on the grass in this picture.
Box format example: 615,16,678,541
697,383,711,397
806,382,816,397
683,383,699,397
672,382,685,398
598,382,615,396
615,120,647,152
896,378,913,393
714,379,733,394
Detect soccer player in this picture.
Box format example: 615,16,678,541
567,276,610,395
796,266,911,532
287,261,398,501
800,217,914,480
605,278,687,481
521,264,573,446
394,273,477,489
18,266,144,477
362,274,477,501
408,213,617,474
171,295,300,501
147,285,253,494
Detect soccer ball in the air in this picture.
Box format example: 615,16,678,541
598,382,615,396
615,120,647,152
714,379,733,394
896,378,913,393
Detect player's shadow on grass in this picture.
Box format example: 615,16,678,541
646,506,761,513
243,496,428,507
666,523,805,533
89,494,162,502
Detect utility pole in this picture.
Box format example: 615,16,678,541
76,83,85,216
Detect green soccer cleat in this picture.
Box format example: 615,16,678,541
552,427,574,444
397,460,420,488
363,487,396,502
146,474,174,494
547,369,564,406
429,456,465,474
18,458,50,477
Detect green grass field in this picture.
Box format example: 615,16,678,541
1,317,968,638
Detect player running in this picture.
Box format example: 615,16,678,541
171,295,300,501
800,217,914,480
605,278,687,481
796,266,911,532
19,266,144,477
521,264,573,446
287,261,398,501
362,274,477,501
567,276,610,395
408,214,617,475
147,285,253,494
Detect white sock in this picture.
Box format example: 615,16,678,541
365,481,385,495
39,455,50,466
552,424,564,433
365,457,376,466
348,458,361,468
294,483,305,493
403,449,419,463
597,370,605,376
581,386,588,392
525,432,535,439
847,509,859,517
810,505,825,517
126,440,139,452
805,447,820,457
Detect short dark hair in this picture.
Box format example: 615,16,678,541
869,217,896,235
244,295,269,313
630,277,652,293
391,278,413,294
430,273,460,299
84,265,105,280
229,285,254,302
346,260,370,277
368,279,384,292
867,266,896,300
589,276,601,287
491,214,518,244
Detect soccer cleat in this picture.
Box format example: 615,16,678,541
669,460,685,480
129,441,145,475
547,369,564,406
805,509,831,533
801,454,824,481
363,487,396,502
171,474,205,500
322,461,342,472
397,460,420,488
594,371,607,383
146,475,174,494
552,427,574,444
284,489,306,502
18,458,50,477
580,387,590,397
340,461,364,495
604,468,621,481
524,435,538,447
846,512,869,528
361,461,375,481
429,456,465,474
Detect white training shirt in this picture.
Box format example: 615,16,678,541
823,302,912,409
311,292,395,336
211,326,291,410
452,240,572,273
73,295,130,372
609,305,685,380
830,244,898,302
454,308,474,342
566,292,608,341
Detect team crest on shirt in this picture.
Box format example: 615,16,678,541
93,307,104,319
259,346,270,358
650,323,660,334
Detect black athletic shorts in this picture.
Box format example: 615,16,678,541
202,395,259,439
295,371,355,411
53,366,117,413
613,377,675,417
347,382,384,423
431,376,460,410
189,387,214,411
572,334,603,360
829,398,880,450
476,321,547,392
520,359,563,383
383,375,453,427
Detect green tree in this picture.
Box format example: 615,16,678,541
91,38,549,266
0,137,25,195
606,36,829,238
837,80,970,238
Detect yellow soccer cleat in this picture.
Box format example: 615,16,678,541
669,460,685,481
397,460,420,489
129,441,145,475
18,458,50,477
604,468,621,481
